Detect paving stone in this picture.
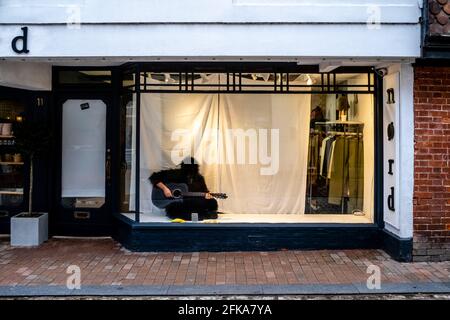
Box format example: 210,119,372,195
0,238,449,289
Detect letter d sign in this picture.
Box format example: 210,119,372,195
11,27,29,54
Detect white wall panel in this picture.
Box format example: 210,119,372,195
0,24,421,58
0,0,421,24
0,61,51,90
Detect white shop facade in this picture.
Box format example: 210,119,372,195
0,0,421,260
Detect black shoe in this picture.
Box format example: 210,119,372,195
205,211,218,219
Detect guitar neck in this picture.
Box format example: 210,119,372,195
181,192,207,197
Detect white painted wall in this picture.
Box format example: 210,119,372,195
383,63,414,239
0,24,421,59
0,2,417,239
0,61,51,90
0,0,422,24
0,0,422,59
383,72,400,230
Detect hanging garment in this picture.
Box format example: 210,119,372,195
328,136,364,209
347,138,364,211
328,137,346,206
321,136,335,178
308,134,320,182
319,136,331,176
308,134,319,168
327,139,336,180
337,95,350,112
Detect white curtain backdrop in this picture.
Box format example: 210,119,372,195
133,75,312,215
216,94,311,214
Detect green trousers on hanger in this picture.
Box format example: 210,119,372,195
328,137,364,211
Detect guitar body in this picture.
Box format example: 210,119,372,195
151,182,228,209
152,183,189,209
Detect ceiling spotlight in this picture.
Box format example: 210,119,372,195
306,75,313,86
261,74,270,82
251,74,258,81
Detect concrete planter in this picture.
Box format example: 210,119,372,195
11,212,48,246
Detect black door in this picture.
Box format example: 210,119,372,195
53,94,113,236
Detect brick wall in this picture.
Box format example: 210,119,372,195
413,66,450,262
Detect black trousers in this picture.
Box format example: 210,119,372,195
165,198,218,221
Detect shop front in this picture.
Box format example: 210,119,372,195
0,0,421,260
110,63,385,252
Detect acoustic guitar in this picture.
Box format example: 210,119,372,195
152,183,228,209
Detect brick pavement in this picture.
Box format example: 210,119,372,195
0,238,449,287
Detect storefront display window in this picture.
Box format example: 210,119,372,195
120,67,376,224
306,91,374,218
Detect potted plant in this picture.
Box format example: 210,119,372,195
10,121,51,246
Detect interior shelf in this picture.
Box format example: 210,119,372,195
0,162,24,165
0,190,23,195
1,100,26,209
314,121,364,125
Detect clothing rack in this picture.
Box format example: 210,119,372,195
312,130,362,136
307,121,364,214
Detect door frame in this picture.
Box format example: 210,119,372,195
52,92,115,236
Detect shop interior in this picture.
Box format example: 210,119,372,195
0,100,25,209
119,71,375,224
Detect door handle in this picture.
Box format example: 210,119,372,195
106,148,111,185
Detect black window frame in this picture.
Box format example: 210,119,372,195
118,62,382,226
